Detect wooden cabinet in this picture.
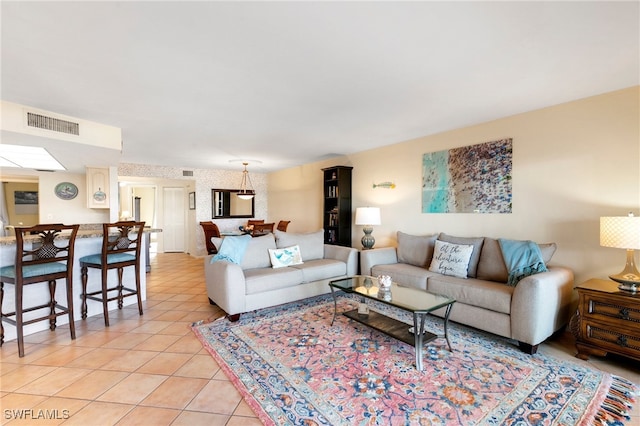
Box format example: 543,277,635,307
570,278,640,362
322,166,352,246
86,167,110,209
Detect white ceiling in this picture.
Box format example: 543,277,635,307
1,1,638,174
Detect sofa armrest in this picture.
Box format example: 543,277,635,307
203,256,247,316
510,266,575,346
360,247,398,276
323,244,359,276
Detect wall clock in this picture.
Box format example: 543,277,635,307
54,182,79,200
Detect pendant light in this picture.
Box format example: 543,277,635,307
237,162,255,200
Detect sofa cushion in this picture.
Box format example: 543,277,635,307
210,236,223,254
241,234,277,270
275,229,324,261
244,267,304,295
427,275,514,315
438,233,485,278
476,238,557,283
428,240,474,278
370,263,435,291
539,243,557,264
476,238,508,282
290,258,346,282
268,245,303,268
397,231,437,267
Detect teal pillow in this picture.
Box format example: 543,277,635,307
210,235,252,264
498,238,548,286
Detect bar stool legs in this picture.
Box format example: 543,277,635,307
80,264,141,327
80,221,145,327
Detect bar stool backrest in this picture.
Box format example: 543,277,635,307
13,224,80,284
101,221,145,264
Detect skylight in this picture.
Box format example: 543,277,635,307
0,144,65,170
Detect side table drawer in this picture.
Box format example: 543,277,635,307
583,319,640,358
583,294,640,324
574,279,640,361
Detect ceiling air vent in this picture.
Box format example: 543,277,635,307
27,112,79,135
183,170,194,177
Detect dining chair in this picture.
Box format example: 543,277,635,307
79,221,145,327
247,219,264,228
277,220,291,232
253,222,275,236
0,224,79,357
200,221,221,254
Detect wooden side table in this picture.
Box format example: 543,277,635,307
570,278,640,361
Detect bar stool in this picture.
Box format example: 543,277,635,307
80,221,145,326
0,224,79,357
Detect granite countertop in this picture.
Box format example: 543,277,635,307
0,225,162,246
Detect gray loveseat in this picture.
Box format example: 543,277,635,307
205,230,358,320
360,232,575,354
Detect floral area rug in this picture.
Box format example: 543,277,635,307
192,294,638,425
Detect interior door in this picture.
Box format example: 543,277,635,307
162,187,185,252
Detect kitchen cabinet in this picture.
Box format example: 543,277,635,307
86,167,110,209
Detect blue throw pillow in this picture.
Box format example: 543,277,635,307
498,238,548,286
210,235,252,265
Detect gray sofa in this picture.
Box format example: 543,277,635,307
204,230,358,320
360,232,575,354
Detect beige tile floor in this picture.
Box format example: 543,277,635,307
1,252,638,425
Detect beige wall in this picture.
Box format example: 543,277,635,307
1,169,113,227
267,87,640,285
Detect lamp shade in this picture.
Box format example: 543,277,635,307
355,207,381,226
600,215,640,249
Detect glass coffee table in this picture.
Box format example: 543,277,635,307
329,275,455,371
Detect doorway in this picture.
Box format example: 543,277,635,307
1,176,39,236
162,187,185,252
118,177,193,254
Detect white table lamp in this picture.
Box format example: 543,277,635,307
355,207,381,250
600,212,640,292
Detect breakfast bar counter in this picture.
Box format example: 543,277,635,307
0,225,161,344
0,225,162,245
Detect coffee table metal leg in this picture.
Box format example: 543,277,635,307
443,303,453,352
413,313,428,371
413,313,421,371
330,287,338,326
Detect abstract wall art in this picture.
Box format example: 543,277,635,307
422,138,512,213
